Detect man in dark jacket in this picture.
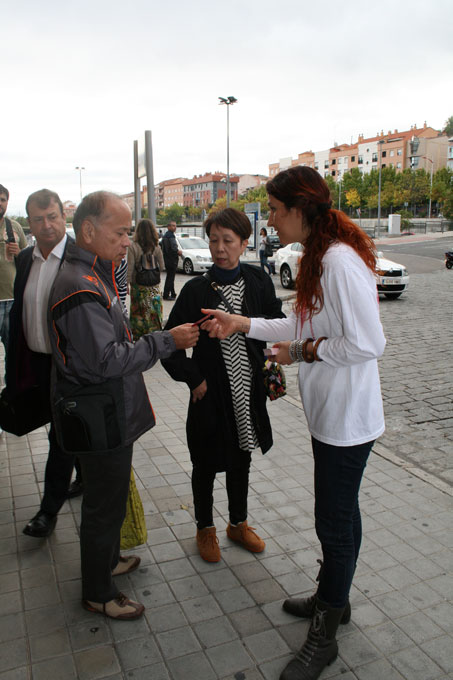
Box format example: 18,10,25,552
161,220,181,300
49,191,199,620
5,189,74,538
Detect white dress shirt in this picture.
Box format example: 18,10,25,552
23,235,67,354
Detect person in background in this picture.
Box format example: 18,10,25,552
162,208,284,563
0,184,27,365
127,218,164,339
259,226,272,275
201,166,386,680
161,221,181,300
6,189,74,537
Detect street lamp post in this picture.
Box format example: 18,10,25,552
377,141,384,240
75,166,85,202
218,96,237,207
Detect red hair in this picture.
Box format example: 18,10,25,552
266,167,376,320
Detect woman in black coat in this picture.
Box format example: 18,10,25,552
162,208,284,562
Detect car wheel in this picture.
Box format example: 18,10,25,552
384,292,402,300
280,264,293,289
446,261,453,269
183,258,194,275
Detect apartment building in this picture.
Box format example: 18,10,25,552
269,122,448,180
237,174,268,195
154,177,186,209
183,172,239,207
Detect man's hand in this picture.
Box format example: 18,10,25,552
192,379,207,403
5,242,19,258
200,308,250,339
169,323,200,349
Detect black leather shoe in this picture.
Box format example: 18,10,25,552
67,479,83,498
163,296,171,300
23,511,57,537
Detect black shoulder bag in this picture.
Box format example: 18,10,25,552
135,252,160,287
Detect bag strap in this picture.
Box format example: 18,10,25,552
203,272,235,314
4,217,14,242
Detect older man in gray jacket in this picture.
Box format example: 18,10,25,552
49,191,199,620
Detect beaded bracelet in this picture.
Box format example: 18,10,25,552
313,336,327,362
289,340,298,362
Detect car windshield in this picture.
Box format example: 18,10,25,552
178,238,209,250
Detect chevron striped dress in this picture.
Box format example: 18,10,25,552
218,278,259,452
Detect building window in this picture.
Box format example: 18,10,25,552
372,152,378,162
331,159,336,165
324,160,329,168
390,150,395,157
331,170,336,176
338,157,343,164
397,149,402,156
351,155,355,162
397,162,402,169
358,155,363,164
314,163,319,169
382,151,387,158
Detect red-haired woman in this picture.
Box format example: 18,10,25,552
201,166,386,680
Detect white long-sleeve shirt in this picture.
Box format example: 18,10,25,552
248,242,386,446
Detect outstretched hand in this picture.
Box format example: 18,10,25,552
199,308,250,340
169,323,200,349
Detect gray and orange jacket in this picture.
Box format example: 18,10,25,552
48,242,176,446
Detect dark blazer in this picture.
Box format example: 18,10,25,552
161,230,179,269
5,238,72,411
161,264,285,471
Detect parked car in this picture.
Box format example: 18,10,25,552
267,234,281,251
175,234,213,274
274,243,409,299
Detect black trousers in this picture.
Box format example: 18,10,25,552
78,444,133,602
41,422,75,516
192,451,252,530
163,267,177,298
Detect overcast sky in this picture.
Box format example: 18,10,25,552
3,0,452,214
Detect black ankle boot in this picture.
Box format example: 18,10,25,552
282,560,351,624
279,599,345,680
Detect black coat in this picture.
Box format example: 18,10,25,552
161,264,285,471
161,230,179,269
6,239,72,397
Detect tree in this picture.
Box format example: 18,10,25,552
345,188,361,210
157,203,185,225
443,116,453,137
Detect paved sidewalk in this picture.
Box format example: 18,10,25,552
1,356,452,679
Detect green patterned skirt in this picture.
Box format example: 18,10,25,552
130,282,163,340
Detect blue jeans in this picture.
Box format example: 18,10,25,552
0,299,13,360
312,436,373,608
259,250,272,275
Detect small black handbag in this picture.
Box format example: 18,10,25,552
135,252,160,287
52,377,127,455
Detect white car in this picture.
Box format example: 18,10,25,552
274,243,409,299
175,234,213,274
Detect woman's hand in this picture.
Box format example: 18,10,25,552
200,308,250,339
192,379,207,403
270,342,293,365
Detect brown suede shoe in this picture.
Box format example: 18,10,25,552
112,555,141,576
196,527,221,562
226,521,265,553
82,593,145,620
